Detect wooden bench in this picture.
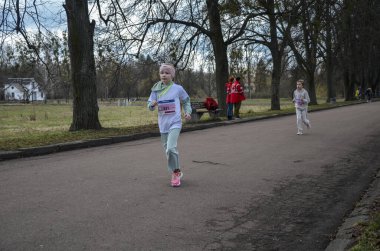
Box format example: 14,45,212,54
190,101,222,122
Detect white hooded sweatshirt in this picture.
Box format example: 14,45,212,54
293,88,310,109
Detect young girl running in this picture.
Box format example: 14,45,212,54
147,63,192,187
293,79,311,135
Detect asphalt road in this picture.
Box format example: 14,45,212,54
1,102,380,251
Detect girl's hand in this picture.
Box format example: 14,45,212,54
184,114,191,120
150,100,157,107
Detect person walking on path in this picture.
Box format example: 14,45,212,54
147,63,192,187
230,76,246,119
293,79,311,135
225,76,234,120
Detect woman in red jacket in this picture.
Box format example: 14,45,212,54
225,76,234,120
230,77,245,119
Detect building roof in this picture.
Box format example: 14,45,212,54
6,78,36,85
5,78,43,92
4,83,26,92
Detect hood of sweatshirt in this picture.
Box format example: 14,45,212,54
151,81,174,92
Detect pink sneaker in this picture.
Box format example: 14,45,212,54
171,171,183,187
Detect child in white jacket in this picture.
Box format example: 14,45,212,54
147,63,192,187
293,79,311,135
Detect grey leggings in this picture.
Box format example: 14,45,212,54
296,108,310,132
160,128,181,173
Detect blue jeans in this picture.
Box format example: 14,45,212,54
227,103,233,118
234,102,241,118
160,128,181,172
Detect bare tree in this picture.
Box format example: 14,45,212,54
243,0,297,109
286,0,325,105
323,0,336,103
98,0,264,115
1,0,102,130
63,0,101,130
335,0,380,100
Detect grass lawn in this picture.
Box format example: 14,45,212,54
350,204,380,251
0,101,158,150
0,98,351,150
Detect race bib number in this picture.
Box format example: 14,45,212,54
158,100,176,115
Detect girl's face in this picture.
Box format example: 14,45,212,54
296,82,303,90
160,70,172,84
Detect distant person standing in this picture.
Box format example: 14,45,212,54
365,87,373,102
147,63,192,187
225,76,234,120
230,77,246,119
293,79,311,135
355,87,361,100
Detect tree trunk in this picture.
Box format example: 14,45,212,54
64,0,101,131
207,0,228,116
304,54,318,106
211,42,228,116
306,70,317,105
270,51,281,110
326,54,335,103
343,69,356,101
268,0,281,110
325,1,336,103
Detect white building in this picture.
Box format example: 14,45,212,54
4,78,45,101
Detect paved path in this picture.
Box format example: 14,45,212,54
1,102,380,250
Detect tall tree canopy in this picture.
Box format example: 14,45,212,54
97,0,265,114
1,0,102,130
1,0,380,121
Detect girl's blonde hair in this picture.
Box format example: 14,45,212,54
160,63,176,78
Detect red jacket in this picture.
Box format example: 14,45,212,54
204,97,218,110
225,82,233,103
230,80,246,103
